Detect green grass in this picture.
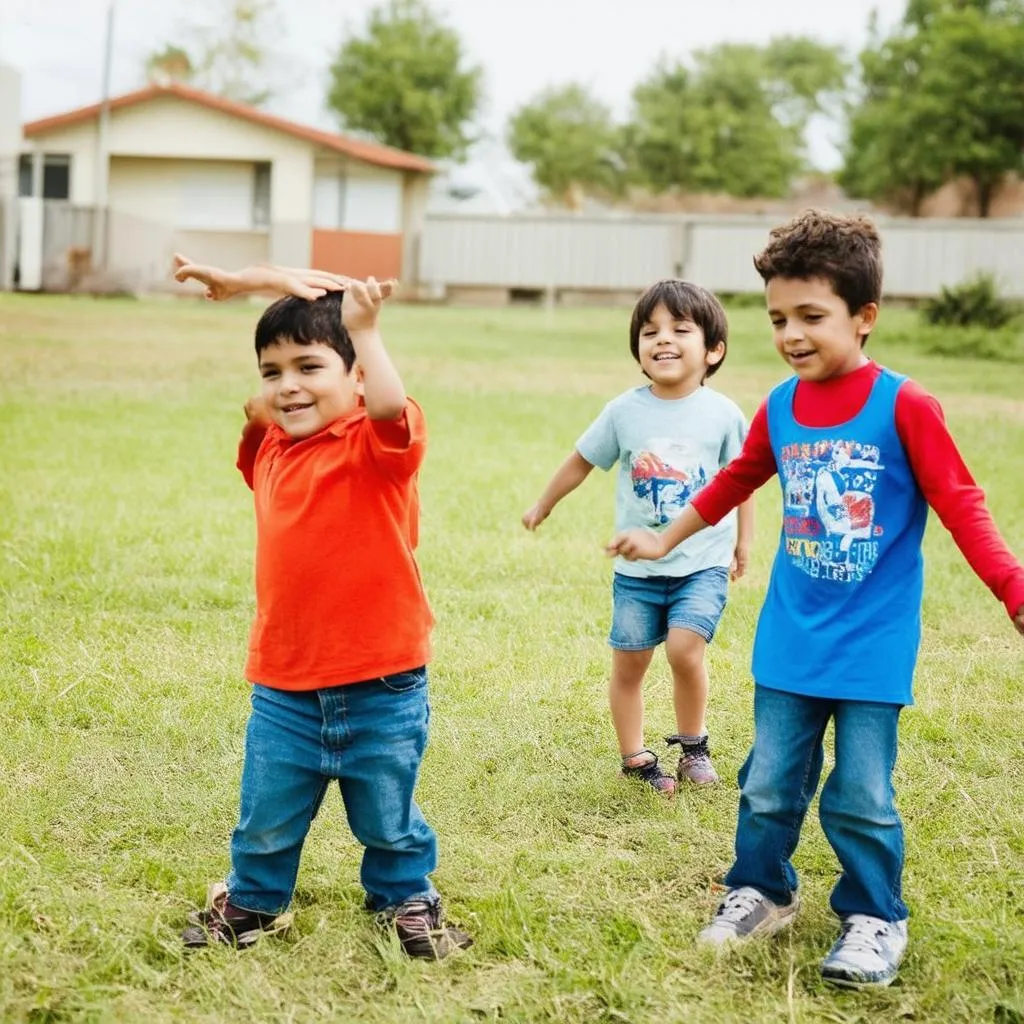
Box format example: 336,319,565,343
1,294,1023,1023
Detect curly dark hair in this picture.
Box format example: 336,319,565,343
629,279,729,380
753,209,883,314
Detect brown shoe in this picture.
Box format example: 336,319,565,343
182,881,292,949
383,898,473,960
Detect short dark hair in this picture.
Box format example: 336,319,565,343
254,292,355,370
753,209,883,314
629,279,729,379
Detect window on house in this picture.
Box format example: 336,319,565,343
17,154,72,199
252,162,271,228
18,155,33,197
42,155,71,199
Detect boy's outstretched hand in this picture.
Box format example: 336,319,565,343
172,254,348,301
342,276,399,332
522,502,550,531
1014,604,1024,636
606,528,666,561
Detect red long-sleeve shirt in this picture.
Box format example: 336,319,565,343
692,361,1024,621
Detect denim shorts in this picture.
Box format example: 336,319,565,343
609,566,729,650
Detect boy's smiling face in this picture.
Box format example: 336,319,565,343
636,301,724,398
259,338,362,439
766,276,877,383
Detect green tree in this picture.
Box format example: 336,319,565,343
144,45,195,86
841,1,1024,216
506,84,625,205
142,0,280,106
625,39,846,198
326,0,483,159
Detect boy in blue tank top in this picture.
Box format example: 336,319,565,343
607,211,1024,988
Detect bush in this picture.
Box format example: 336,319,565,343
921,273,1020,330
881,322,1024,363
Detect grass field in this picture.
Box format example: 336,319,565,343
1,293,1023,1024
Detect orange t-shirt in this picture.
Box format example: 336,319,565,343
236,399,433,690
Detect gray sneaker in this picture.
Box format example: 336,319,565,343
666,734,720,785
820,915,908,988
698,886,799,946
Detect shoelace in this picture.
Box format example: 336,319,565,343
838,919,887,956
716,888,764,922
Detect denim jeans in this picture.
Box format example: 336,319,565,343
609,566,730,649
724,684,907,922
226,668,439,915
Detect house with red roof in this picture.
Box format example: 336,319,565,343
16,82,435,291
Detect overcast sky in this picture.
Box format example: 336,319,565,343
2,0,907,169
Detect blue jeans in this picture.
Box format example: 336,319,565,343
724,684,907,922
226,668,439,915
609,567,730,649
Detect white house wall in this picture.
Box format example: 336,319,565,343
313,157,403,233
23,95,314,221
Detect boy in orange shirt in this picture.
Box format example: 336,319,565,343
172,256,471,958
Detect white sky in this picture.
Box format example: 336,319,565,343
1,0,907,170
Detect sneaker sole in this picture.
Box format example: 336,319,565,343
821,967,898,989
617,771,676,797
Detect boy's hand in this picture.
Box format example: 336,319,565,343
1014,603,1024,636
172,254,347,301
243,395,273,427
522,502,551,531
731,542,750,581
606,528,666,561
342,276,398,332
173,254,246,300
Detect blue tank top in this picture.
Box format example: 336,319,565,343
753,368,928,705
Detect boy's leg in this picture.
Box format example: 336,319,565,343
607,573,674,791
818,699,907,986
609,647,656,755
332,669,471,959
663,566,730,784
723,685,832,904
330,669,438,911
819,700,906,921
226,685,330,914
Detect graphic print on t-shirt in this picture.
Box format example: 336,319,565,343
630,439,708,526
781,438,884,583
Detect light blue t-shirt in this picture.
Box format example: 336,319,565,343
577,385,748,578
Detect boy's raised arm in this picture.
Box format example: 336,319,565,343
341,277,405,420
173,254,397,304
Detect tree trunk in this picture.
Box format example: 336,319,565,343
976,178,995,218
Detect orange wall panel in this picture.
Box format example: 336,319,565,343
311,230,404,280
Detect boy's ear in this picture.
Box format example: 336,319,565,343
354,364,365,396
857,302,879,338
706,340,726,367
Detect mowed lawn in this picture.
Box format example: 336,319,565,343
1,293,1023,1024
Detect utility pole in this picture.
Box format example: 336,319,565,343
93,2,115,270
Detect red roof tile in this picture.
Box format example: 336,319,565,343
23,82,436,174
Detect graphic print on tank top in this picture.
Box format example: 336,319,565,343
630,439,708,527
781,438,884,583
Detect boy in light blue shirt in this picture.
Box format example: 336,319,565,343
523,280,753,794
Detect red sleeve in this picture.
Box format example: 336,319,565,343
896,381,1024,620
365,397,427,476
236,420,269,491
692,400,778,525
